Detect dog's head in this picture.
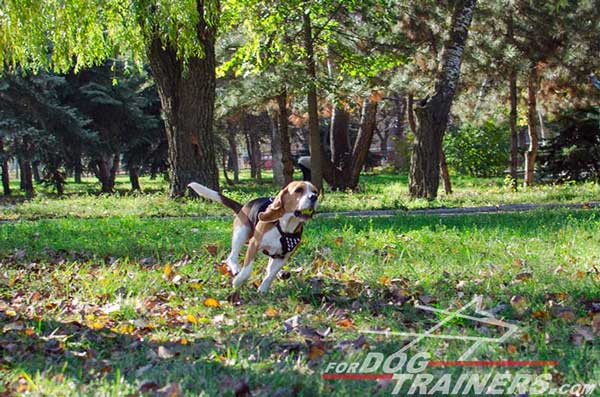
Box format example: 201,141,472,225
259,181,319,223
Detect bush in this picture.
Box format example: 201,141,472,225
444,119,510,177
540,107,600,182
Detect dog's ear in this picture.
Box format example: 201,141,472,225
259,188,288,223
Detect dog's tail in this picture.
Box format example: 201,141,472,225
188,182,243,213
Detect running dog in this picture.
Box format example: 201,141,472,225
188,181,318,293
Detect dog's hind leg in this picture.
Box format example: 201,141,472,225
233,238,258,289
226,222,251,275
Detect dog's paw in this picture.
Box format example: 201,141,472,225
227,261,240,276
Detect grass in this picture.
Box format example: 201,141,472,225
1,170,599,220
1,207,599,395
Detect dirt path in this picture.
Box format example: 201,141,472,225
1,201,599,224
317,201,600,218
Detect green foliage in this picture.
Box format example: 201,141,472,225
444,119,511,178
541,107,600,182
0,0,220,73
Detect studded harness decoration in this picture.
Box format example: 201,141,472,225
254,198,304,259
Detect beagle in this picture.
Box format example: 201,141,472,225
188,181,318,293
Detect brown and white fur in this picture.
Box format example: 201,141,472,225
188,181,318,293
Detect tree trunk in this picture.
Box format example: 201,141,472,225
0,138,10,196
18,158,34,197
509,68,519,190
109,150,120,189
54,170,65,195
349,97,379,187
32,162,41,183
409,0,477,199
96,158,113,193
507,13,519,191
74,158,83,184
147,30,218,197
270,111,285,187
303,10,323,192
129,166,141,191
245,131,255,179
221,152,232,185
252,134,262,181
329,105,351,187
390,94,409,171
276,91,294,185
407,94,417,135
440,149,453,194
524,63,538,187
226,126,239,183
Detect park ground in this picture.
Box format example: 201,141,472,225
0,171,599,396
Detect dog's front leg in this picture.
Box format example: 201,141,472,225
258,256,288,293
233,238,258,289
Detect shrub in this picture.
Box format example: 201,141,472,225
444,119,510,177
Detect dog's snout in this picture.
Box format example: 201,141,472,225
309,194,318,203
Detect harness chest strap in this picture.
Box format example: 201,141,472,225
263,221,303,259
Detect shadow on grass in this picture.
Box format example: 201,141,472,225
0,313,320,396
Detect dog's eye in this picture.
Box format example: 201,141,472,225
295,187,304,194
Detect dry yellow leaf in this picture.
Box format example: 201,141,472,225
203,298,220,308
265,308,279,317
164,264,173,279
89,321,105,330
187,314,198,324
380,276,389,285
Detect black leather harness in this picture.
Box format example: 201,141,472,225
253,197,303,259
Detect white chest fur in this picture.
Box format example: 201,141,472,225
259,227,283,256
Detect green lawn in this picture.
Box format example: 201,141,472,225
1,170,599,220
0,208,599,395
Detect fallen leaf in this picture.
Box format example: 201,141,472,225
157,346,174,359
572,325,595,345
139,380,160,393
532,310,549,320
283,315,301,332
515,272,533,282
507,344,517,354
186,314,198,325
265,307,279,317
3,321,24,332
418,295,436,305
164,264,173,279
205,245,219,256
380,276,389,285
157,382,181,397
334,237,344,246
203,298,220,308
337,318,354,328
307,345,325,360
553,307,575,321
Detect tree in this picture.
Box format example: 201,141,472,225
302,9,324,192
0,137,10,196
409,0,477,199
0,0,220,196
